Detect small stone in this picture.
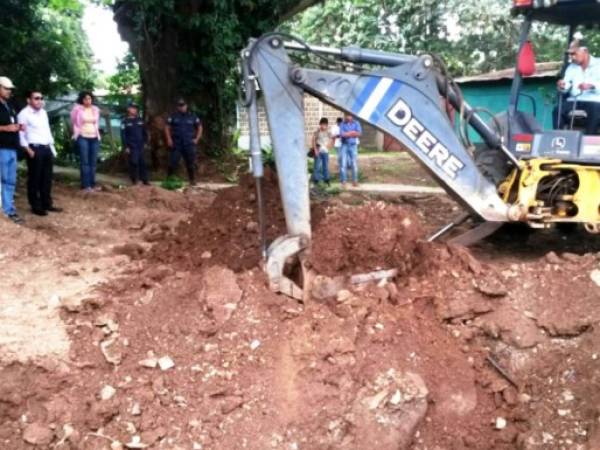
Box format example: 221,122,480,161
562,252,580,263
111,442,124,450
590,269,600,287
100,337,123,365
474,275,507,297
495,417,507,430
138,358,158,368
364,389,389,410
557,409,570,417
546,251,562,264
502,387,518,406
250,339,261,350
125,435,148,449
221,395,244,414
49,294,61,308
389,390,402,405
337,289,353,303
561,390,575,402
100,385,117,401
131,402,141,416
518,393,531,404
201,251,212,259
158,356,175,371
23,423,54,446
245,221,259,232
542,432,554,444
60,297,83,313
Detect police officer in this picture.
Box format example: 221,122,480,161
120,103,149,185
165,98,202,185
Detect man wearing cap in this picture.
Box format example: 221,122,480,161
0,76,23,223
120,103,149,185
165,98,202,185
554,37,600,134
18,90,62,216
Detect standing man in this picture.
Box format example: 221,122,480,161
339,113,362,187
120,103,149,185
18,90,62,216
553,37,600,134
165,98,202,185
0,77,23,223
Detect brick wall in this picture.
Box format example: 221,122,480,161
237,94,381,150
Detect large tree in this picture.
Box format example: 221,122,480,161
288,0,569,77
110,0,320,165
0,0,94,99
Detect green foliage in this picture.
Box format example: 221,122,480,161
160,175,185,190
106,53,142,109
0,0,95,98
287,0,591,77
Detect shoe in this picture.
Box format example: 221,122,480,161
46,206,63,213
142,181,151,186
92,186,102,192
341,182,347,189
32,208,48,216
83,187,94,193
8,213,23,224
352,182,359,187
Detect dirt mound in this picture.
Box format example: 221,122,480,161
309,202,423,277
149,171,289,272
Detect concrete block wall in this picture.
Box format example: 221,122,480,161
237,94,382,151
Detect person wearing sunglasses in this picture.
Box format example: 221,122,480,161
554,36,600,134
0,76,23,224
17,90,62,216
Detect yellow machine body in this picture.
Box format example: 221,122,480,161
500,158,600,233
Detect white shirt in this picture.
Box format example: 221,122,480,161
562,56,600,103
330,124,342,148
17,105,56,155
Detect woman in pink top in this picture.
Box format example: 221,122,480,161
71,91,101,192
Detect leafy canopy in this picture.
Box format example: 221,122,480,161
0,0,95,97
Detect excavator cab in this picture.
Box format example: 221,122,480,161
474,0,600,231
506,0,600,149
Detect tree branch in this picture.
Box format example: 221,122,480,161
279,0,323,22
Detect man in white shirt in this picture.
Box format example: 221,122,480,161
18,91,62,216
554,38,600,134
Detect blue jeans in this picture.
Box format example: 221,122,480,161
312,151,330,182
339,142,358,183
0,149,17,215
77,137,99,189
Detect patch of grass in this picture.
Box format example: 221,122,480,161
161,175,184,191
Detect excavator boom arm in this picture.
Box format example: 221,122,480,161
241,34,513,297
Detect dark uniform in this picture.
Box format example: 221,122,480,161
120,115,149,184
167,111,201,183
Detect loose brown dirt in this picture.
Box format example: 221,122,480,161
1,173,600,450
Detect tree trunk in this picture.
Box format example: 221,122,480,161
113,0,321,172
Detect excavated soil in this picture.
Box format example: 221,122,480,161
1,174,600,449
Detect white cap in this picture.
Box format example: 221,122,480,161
0,77,15,89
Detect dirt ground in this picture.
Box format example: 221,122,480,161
1,172,600,450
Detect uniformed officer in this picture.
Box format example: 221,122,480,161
120,103,149,185
165,98,202,185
